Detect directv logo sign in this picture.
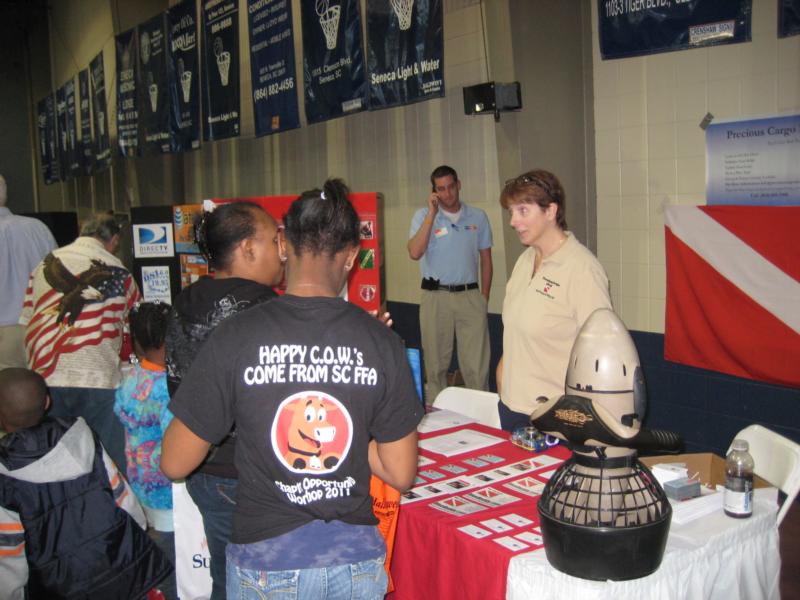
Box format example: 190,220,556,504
133,223,175,258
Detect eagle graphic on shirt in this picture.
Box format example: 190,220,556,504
42,254,129,326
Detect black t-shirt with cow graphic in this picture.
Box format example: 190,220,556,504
169,294,424,544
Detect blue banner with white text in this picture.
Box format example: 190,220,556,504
90,52,112,170
65,78,80,176
116,29,139,157
598,0,751,60
366,0,444,109
168,0,201,152
37,95,59,184
138,13,173,153
302,0,367,123
78,69,94,175
56,84,68,180
248,0,300,136
779,0,800,37
202,0,240,141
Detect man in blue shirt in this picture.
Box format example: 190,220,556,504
408,165,493,403
0,175,57,370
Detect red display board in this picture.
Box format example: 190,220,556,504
215,193,384,314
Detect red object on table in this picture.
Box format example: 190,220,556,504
388,423,571,600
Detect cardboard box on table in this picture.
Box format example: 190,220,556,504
640,453,770,490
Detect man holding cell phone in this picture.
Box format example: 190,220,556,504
408,165,493,403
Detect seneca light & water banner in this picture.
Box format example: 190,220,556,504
65,78,81,176
56,84,68,181
366,0,443,110
90,51,112,170
37,95,59,185
138,13,173,154
302,0,367,123
202,0,240,141
116,28,139,157
779,0,800,37
598,0,751,60
78,69,94,175
248,0,300,136
706,114,800,206
168,0,201,152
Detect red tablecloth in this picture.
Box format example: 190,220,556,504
388,422,571,600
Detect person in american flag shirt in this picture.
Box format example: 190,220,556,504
19,212,140,470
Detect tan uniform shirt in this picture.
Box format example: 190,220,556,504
501,232,611,416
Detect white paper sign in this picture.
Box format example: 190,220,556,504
141,265,172,304
133,223,175,257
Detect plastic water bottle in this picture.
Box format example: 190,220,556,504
724,439,754,518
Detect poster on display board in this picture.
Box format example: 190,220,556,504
116,29,139,157
173,204,203,253
779,0,800,37
141,265,173,304
706,114,800,206
180,253,209,288
133,223,175,258
168,0,201,152
78,69,94,175
138,13,173,154
598,0,751,60
65,78,81,176
247,0,300,136
37,95,59,184
202,0,240,141
301,0,368,123
55,85,68,181
366,0,444,110
90,51,112,170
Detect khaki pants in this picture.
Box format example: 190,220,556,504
419,288,489,403
0,324,27,371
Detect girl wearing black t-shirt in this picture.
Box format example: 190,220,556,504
163,180,422,600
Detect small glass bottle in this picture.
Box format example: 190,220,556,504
724,439,754,518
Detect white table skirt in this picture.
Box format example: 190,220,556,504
507,498,780,600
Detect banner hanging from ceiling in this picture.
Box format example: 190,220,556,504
64,78,81,176
202,0,240,141
138,12,173,153
78,69,94,175
37,95,59,184
116,28,139,157
55,84,68,181
366,0,444,110
168,0,201,152
90,51,112,171
598,0,752,60
301,0,367,123
247,0,300,136
779,0,800,37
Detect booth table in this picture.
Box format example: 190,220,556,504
389,420,781,600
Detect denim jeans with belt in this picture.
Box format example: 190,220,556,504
186,472,237,600
225,555,387,600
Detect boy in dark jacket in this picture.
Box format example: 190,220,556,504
0,368,172,599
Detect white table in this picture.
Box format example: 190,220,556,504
507,498,781,600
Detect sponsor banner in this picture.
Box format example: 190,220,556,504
55,84,69,181
247,0,300,136
664,205,800,388
78,69,94,175
598,0,751,60
116,28,139,157
37,95,60,185
64,78,81,176
90,51,112,170
141,265,173,304
173,203,203,253
779,0,800,38
366,0,444,109
133,223,175,258
138,13,173,154
301,0,367,123
202,0,240,140
180,253,209,288
706,114,800,206
168,0,201,152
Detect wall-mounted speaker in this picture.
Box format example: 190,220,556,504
463,82,522,116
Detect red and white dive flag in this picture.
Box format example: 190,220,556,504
664,205,800,388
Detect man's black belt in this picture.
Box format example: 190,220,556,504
421,278,478,292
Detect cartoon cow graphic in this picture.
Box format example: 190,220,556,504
284,395,342,471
